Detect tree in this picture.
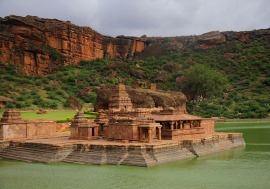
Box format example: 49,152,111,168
179,64,229,101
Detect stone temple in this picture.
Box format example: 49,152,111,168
92,84,215,143
0,84,245,167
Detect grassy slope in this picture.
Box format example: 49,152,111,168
21,110,76,121
164,34,270,118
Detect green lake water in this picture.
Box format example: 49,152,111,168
1,122,270,189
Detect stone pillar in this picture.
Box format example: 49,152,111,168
139,128,143,142
148,128,152,143
191,121,194,129
158,127,162,140
170,122,174,130
87,128,92,138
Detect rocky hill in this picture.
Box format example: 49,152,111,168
0,15,146,75
138,29,270,59
0,15,269,119
1,15,269,76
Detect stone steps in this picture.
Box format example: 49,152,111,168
153,148,195,164
106,150,127,165
63,150,106,165
192,140,234,156
0,145,72,163
120,153,157,167
0,138,246,166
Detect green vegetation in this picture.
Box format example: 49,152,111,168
14,110,96,122
44,46,62,60
21,110,76,121
179,64,229,100
215,121,270,129
0,33,269,119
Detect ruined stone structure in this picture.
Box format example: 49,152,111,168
0,110,61,140
70,111,99,140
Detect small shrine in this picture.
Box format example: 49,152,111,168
70,111,99,140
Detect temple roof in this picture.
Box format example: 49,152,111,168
151,113,204,121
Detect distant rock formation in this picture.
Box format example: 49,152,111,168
0,15,269,75
0,15,147,75
136,28,270,58
197,31,226,48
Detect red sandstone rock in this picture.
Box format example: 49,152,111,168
0,15,147,75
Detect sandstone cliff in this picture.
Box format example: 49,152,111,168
0,15,147,75
1,15,269,76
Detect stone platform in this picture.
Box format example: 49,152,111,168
0,132,245,167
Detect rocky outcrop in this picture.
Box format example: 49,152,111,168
0,15,147,75
95,85,187,111
137,28,270,58
197,31,226,48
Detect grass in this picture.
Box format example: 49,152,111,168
215,121,270,128
21,110,77,121
0,109,98,121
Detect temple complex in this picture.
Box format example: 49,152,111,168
93,84,214,142
0,84,245,167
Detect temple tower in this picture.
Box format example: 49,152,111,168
108,84,133,111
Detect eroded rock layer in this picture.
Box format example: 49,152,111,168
0,15,147,75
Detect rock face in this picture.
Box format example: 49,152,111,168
1,15,269,75
197,31,226,48
0,15,147,75
137,28,270,59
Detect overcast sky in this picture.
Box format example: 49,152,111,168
0,0,269,37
